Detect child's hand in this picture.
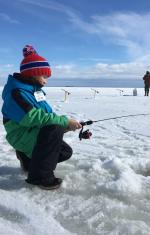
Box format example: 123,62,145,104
68,118,82,131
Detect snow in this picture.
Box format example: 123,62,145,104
0,87,150,235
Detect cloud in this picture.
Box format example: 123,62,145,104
1,1,150,81
18,0,79,19
52,61,147,79
17,1,150,61
0,61,147,81
0,13,19,24
70,12,150,59
4,64,14,68
0,63,15,84
0,64,14,77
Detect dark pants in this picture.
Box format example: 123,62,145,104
26,125,72,183
145,85,149,96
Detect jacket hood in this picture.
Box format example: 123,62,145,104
2,74,43,101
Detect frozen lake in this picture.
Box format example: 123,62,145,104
0,87,150,235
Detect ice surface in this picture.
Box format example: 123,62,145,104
0,87,150,235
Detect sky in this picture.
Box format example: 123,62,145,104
1,0,150,84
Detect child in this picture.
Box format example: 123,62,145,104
1,45,82,190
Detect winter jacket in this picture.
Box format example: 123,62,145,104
1,74,69,158
143,74,150,87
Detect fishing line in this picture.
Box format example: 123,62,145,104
79,113,150,140
93,113,150,123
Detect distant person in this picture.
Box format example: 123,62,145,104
1,45,82,190
143,71,150,96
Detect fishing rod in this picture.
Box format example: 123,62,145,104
79,113,150,140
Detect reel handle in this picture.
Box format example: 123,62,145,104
80,120,93,126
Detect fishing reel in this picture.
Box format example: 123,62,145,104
79,120,93,140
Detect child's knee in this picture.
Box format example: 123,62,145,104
68,146,73,159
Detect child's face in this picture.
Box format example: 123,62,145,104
34,76,48,86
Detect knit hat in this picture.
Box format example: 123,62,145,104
20,45,51,78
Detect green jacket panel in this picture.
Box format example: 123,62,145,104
4,108,69,158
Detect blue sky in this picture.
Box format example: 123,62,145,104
1,0,150,84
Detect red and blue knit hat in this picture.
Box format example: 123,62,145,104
20,45,51,78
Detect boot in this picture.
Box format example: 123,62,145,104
26,175,62,190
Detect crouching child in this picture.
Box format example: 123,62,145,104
1,45,81,190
